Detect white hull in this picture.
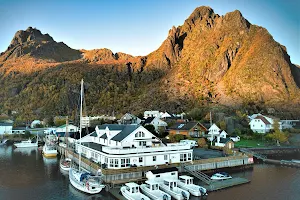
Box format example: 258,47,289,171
121,186,150,200
140,184,171,200
60,158,71,171
159,185,190,200
42,144,58,158
69,168,104,194
177,182,207,197
14,141,38,148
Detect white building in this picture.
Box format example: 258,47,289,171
118,113,142,125
280,120,300,130
77,124,193,169
81,115,116,128
249,114,274,134
144,111,160,119
143,117,168,133
207,124,221,142
0,122,13,134
55,124,79,136
160,112,172,119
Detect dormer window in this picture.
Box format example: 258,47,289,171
135,131,145,137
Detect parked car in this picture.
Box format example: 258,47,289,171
180,140,198,147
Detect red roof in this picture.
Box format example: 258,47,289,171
255,116,271,125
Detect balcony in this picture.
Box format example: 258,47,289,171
102,143,192,154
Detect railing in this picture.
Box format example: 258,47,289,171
183,166,212,185
102,144,191,154
240,148,267,160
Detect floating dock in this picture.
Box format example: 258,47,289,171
207,177,250,191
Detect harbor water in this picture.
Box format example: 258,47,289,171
0,145,299,200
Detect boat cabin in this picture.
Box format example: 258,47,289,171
125,182,140,194
146,167,179,182
145,180,160,191
163,179,178,189
179,175,194,185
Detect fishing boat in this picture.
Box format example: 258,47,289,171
140,180,171,200
42,143,58,157
211,172,232,180
69,79,105,194
120,182,150,200
14,135,38,148
159,179,190,200
177,175,207,196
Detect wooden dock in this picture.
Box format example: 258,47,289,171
207,177,250,191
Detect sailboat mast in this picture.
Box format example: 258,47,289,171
79,79,84,170
66,116,68,157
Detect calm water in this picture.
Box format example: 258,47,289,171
0,145,299,200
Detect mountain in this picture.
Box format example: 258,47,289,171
0,6,299,120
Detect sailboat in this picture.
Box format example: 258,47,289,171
60,116,71,171
69,79,105,194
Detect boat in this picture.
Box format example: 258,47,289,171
159,179,190,200
211,172,232,180
140,180,171,200
0,139,8,146
42,142,58,158
69,79,105,194
177,175,207,196
292,159,300,164
14,136,38,148
120,182,151,200
60,157,71,171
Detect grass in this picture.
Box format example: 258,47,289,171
235,139,270,148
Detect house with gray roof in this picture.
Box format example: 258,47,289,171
77,124,193,169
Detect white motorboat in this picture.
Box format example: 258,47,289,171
69,168,105,194
60,157,71,171
0,139,8,146
211,172,232,180
159,179,190,200
140,180,171,200
177,175,207,196
120,182,150,200
42,142,58,158
14,137,38,148
69,79,105,194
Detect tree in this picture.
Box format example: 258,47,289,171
144,124,157,136
266,120,288,145
219,120,227,130
24,130,31,138
169,134,184,142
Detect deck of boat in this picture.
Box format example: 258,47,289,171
207,177,250,191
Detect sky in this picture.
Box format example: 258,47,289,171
0,0,299,64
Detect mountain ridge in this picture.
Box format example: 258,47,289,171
0,6,299,119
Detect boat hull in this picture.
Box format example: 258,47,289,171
140,184,171,200
60,158,71,171
14,143,38,148
121,186,151,200
159,185,189,200
177,183,206,197
69,168,104,194
42,145,58,158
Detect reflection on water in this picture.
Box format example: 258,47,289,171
0,144,300,200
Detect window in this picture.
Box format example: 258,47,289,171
126,158,130,167
180,154,187,162
139,157,143,162
135,133,138,137
139,141,146,146
114,159,119,168
105,157,108,163
121,159,125,167
171,172,176,175
110,159,113,167
164,155,168,160
70,129,74,132
188,153,192,161
142,132,145,137
153,156,156,161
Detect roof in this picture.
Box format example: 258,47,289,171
254,116,271,125
169,122,206,131
12,127,27,130
149,167,178,174
81,142,103,151
111,125,139,142
145,180,159,185
90,131,97,137
179,175,193,180
143,117,155,124
100,133,107,139
219,138,233,144
125,182,139,187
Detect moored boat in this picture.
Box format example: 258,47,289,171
177,175,207,196
42,143,58,158
14,137,38,148
140,180,171,200
69,168,105,194
60,157,71,171
211,172,232,180
159,179,190,200
120,182,150,200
